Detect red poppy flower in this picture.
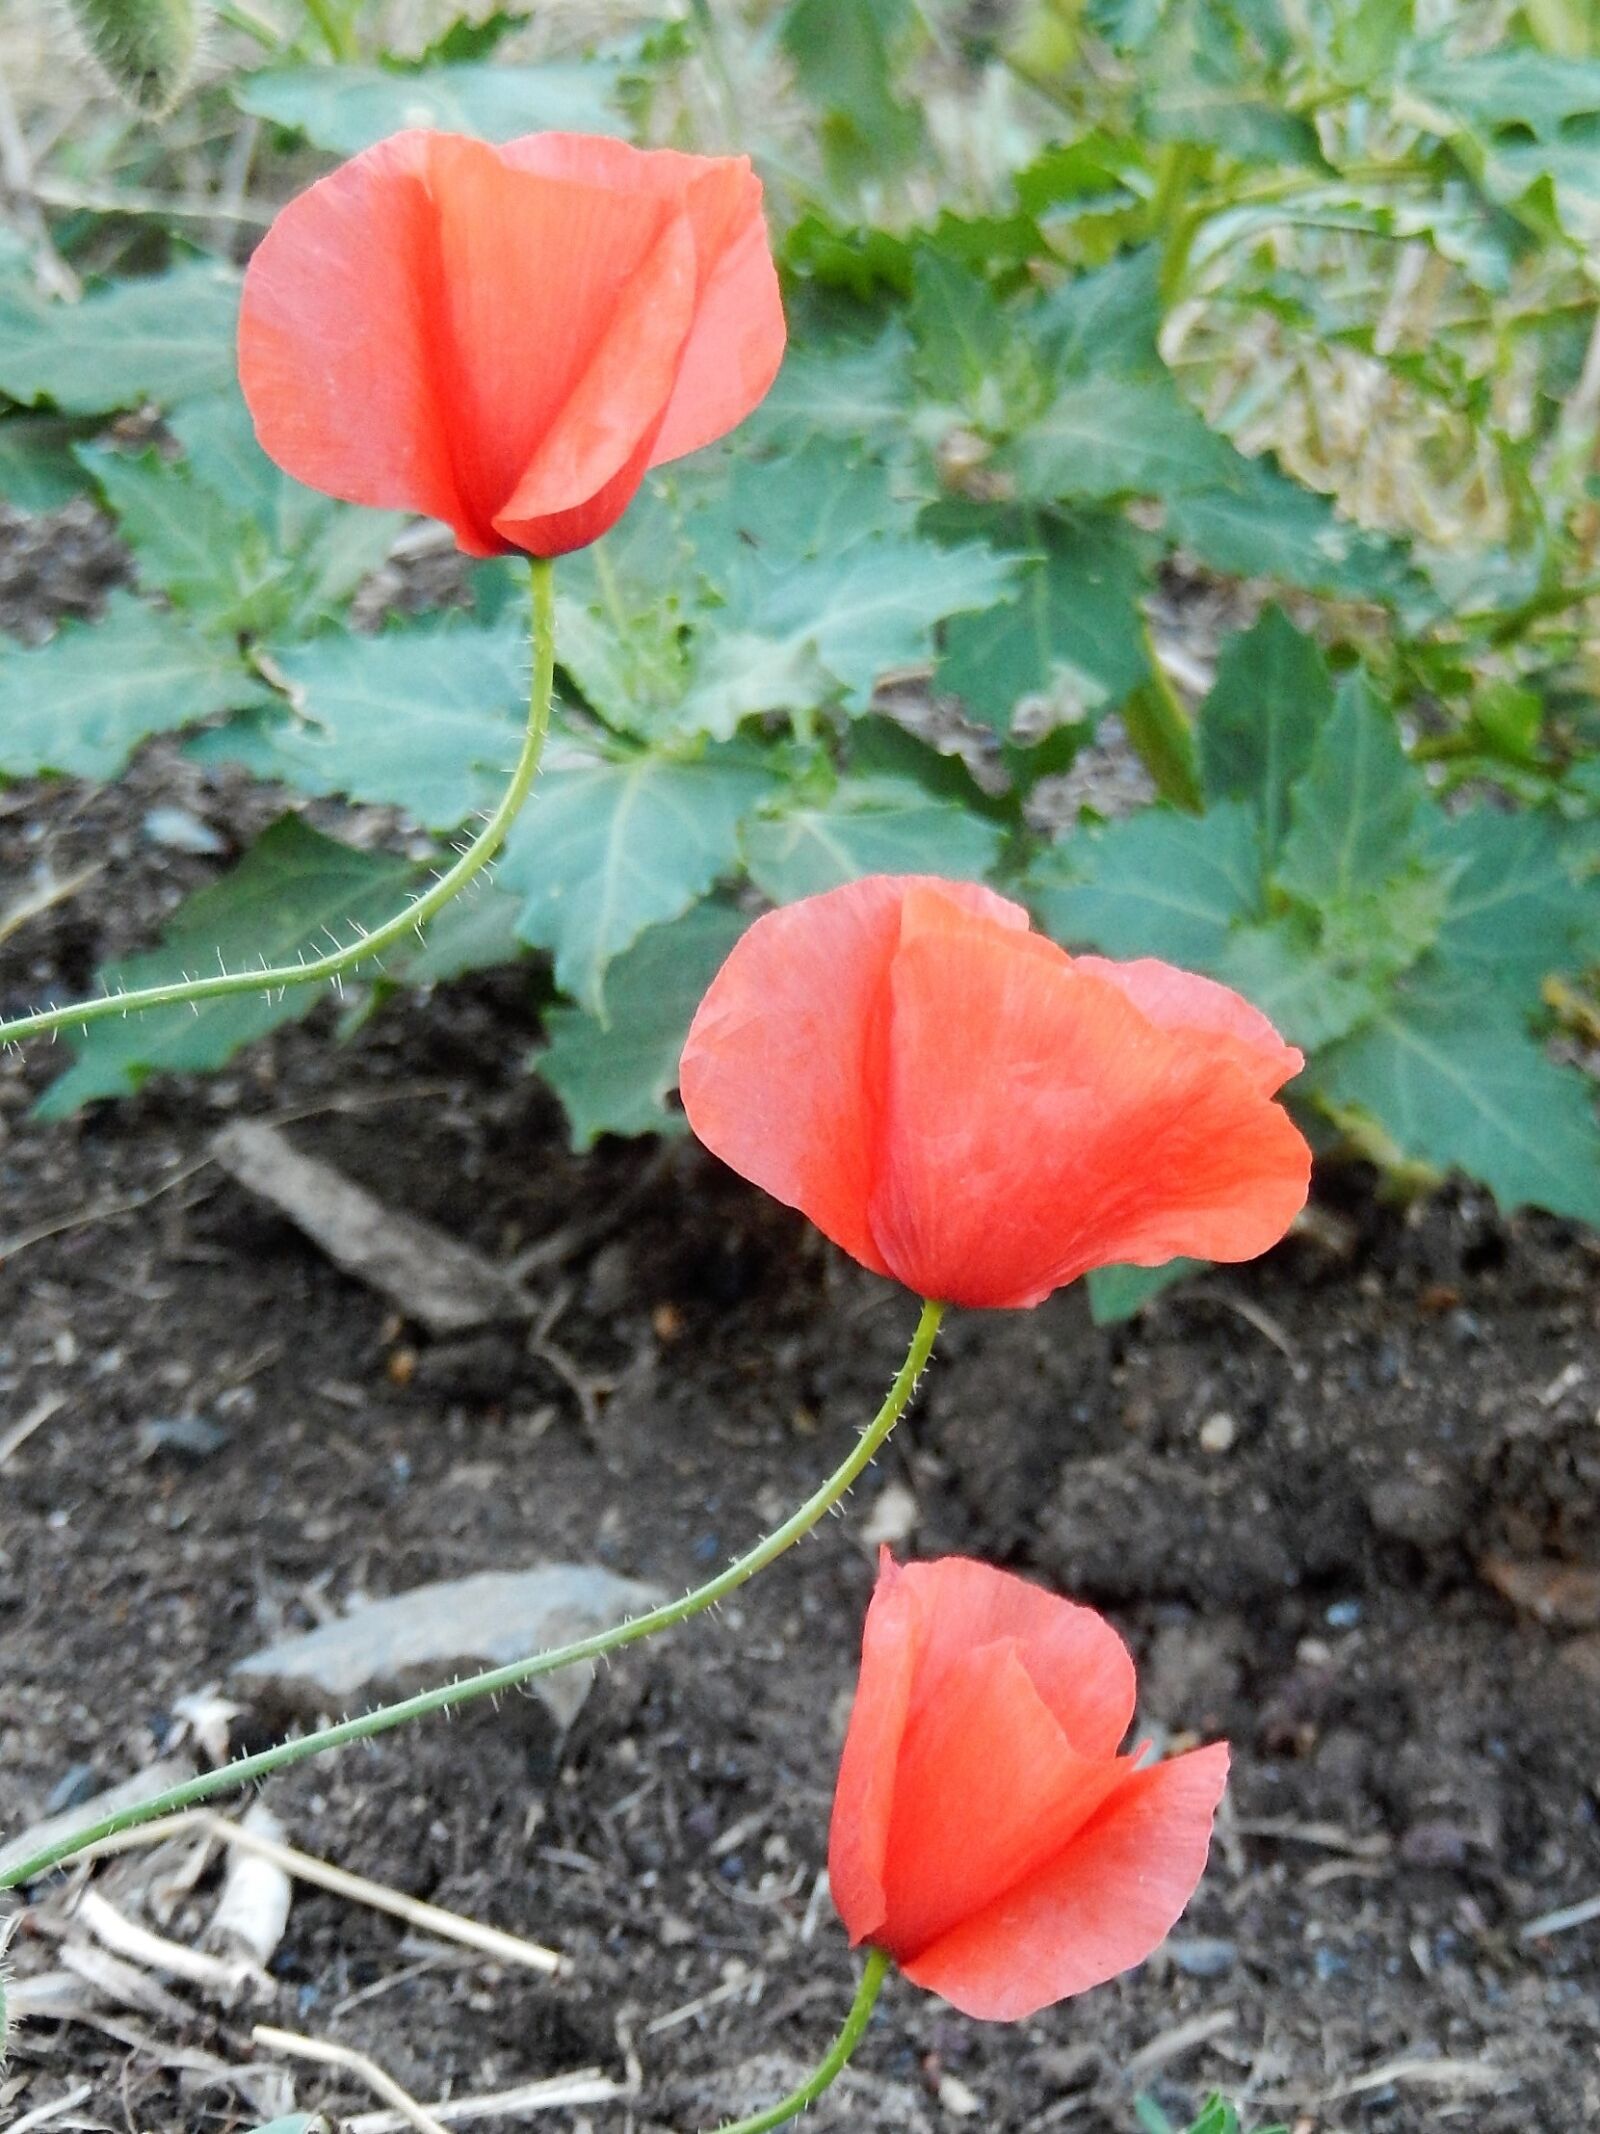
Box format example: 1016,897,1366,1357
678,875,1310,1310
829,1552,1229,2020
238,131,784,558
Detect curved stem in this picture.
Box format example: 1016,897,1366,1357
0,1300,946,1890
0,559,557,1054
709,1950,891,2134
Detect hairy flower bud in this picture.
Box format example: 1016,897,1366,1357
64,0,206,117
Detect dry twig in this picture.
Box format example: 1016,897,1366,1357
253,2024,453,2134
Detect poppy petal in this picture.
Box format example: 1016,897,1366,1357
867,890,1310,1305
1075,955,1303,1094
423,136,690,551
679,877,1029,1279
878,1639,1133,1960
827,1555,920,1946
892,1557,1135,1760
500,136,784,464
238,130,468,537
493,204,697,547
651,170,786,463
901,1742,1230,2020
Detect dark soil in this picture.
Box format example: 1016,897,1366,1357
3,511,1600,2134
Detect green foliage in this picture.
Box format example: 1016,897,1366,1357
1085,1258,1201,1324
36,820,417,1118
0,262,239,414
234,60,623,154
1134,2094,1288,2134
0,593,263,782
3,0,1597,1231
1030,609,1600,1223
937,509,1153,736
497,747,773,1013
744,776,1006,901
537,903,749,1147
779,0,925,190
193,618,529,829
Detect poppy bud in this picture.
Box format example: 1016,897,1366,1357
67,0,206,116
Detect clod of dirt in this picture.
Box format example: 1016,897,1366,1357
1365,1462,1472,1549
1480,1554,1600,1628
232,1563,665,1736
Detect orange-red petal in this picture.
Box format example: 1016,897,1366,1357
1075,954,1303,1094
240,130,779,560
827,1558,920,1946
890,1556,1135,1759
901,1741,1230,2020
678,877,1029,1279
238,130,468,536
867,888,1310,1305
827,1554,1138,1954
495,135,786,469
877,1640,1132,1959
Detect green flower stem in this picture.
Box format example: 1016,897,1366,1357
709,1949,891,2134
0,558,557,1055
0,1301,945,1891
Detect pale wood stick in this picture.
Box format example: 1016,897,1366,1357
253,2025,452,2134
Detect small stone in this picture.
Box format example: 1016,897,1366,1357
938,2074,982,2117
135,1414,228,1462
1168,1935,1237,1978
1400,1819,1472,1870
1199,1411,1237,1454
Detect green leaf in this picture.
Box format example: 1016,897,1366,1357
778,0,925,186
1398,43,1600,240
0,592,262,782
1032,251,1165,377
190,618,528,830
1216,911,1386,1049
1141,0,1323,164
683,535,1017,737
684,437,919,577
0,261,239,413
1198,607,1334,852
1313,970,1600,1227
1121,668,1203,811
77,442,270,632
1028,800,1263,967
235,61,623,154
743,776,1006,902
498,750,771,1011
1276,671,1427,909
908,250,1044,432
1086,1258,1201,1324
549,480,697,736
1169,453,1416,602
537,901,748,1148
937,509,1152,736
36,819,417,1118
1427,808,1599,999
169,391,403,626
752,326,913,455
1007,375,1240,504
384,880,528,986
0,413,94,510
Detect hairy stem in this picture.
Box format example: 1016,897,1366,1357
709,1950,891,2134
0,558,556,1054
0,1302,945,1889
